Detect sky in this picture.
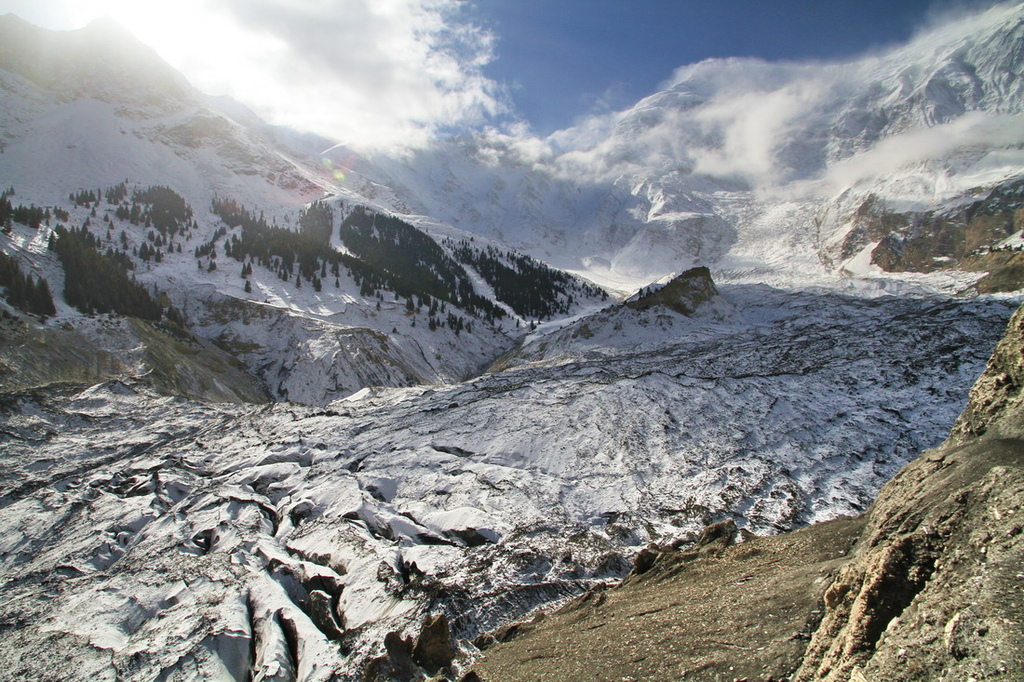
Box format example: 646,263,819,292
471,0,957,133
0,0,1008,148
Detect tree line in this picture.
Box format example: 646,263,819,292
48,225,179,323
447,239,607,321
0,250,55,317
112,185,196,240
1,187,49,232
213,198,494,329
339,207,506,322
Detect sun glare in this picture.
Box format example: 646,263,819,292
94,1,257,95
6,0,505,149
2,0,262,104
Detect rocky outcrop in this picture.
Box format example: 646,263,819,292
412,613,455,674
626,266,718,316
829,182,1024,289
364,613,455,681
792,435,1023,681
469,303,1024,681
794,303,1024,681
949,303,1024,444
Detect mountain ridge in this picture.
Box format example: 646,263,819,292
346,2,1024,290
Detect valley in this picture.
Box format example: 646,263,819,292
2,4,1024,680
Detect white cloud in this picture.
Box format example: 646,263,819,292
4,0,507,151
513,61,831,190
825,111,1024,190
687,78,830,185
492,1,1024,196
204,0,508,150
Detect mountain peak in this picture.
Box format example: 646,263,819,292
80,15,138,42
0,14,193,107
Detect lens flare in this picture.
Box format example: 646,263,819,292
321,157,347,184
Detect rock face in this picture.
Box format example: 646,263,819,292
796,304,1024,681
0,314,269,404
412,613,455,673
829,182,1024,282
626,266,718,315
469,303,1024,681
950,303,1024,444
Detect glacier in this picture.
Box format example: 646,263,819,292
2,3,1024,680
0,286,1016,679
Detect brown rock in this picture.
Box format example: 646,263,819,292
412,612,455,673
306,589,345,641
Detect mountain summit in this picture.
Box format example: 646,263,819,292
0,14,192,106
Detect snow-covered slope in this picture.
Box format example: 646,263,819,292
6,5,1024,302
0,290,1015,680
0,178,533,404
0,15,332,210
0,17,609,404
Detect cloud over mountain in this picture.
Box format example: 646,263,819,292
207,0,508,148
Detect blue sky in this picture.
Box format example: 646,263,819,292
472,0,992,134
0,0,1006,147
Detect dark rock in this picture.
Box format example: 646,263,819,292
627,544,662,578
364,630,417,682
412,612,454,673
626,266,718,315
448,527,494,547
473,633,496,651
694,518,738,550
306,589,345,641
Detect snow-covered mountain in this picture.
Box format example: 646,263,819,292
4,4,1024,300
348,2,1024,292
0,14,332,207
2,5,1024,681
0,13,611,405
